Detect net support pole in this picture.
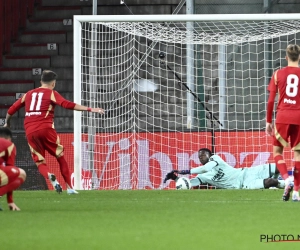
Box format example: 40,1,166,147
88,24,98,189
263,0,271,102
186,0,195,129
218,44,226,129
73,17,82,190
92,0,97,15
89,0,98,189
173,0,186,14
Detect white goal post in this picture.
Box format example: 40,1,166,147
73,14,300,190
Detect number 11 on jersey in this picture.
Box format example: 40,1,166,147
30,92,44,111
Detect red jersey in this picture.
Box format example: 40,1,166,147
0,138,16,166
267,66,300,125
8,87,76,135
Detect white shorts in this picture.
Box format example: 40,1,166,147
242,163,275,189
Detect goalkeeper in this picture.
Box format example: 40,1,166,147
164,148,288,190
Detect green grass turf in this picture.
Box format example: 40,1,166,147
0,189,299,250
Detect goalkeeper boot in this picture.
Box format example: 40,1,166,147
282,182,293,201
48,173,62,194
67,189,78,195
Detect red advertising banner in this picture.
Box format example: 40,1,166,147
44,131,294,190
215,131,294,169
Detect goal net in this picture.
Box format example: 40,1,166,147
73,14,300,190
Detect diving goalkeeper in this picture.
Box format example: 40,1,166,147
164,148,289,191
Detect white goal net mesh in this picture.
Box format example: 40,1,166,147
75,17,300,190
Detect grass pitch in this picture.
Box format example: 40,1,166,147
0,189,299,250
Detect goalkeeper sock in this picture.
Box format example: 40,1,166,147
57,155,72,188
270,163,280,179
277,180,285,189
274,155,288,180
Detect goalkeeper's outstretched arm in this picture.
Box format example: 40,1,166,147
164,160,217,183
171,161,217,176
190,161,217,174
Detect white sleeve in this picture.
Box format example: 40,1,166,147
190,161,218,174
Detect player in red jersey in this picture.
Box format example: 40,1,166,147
0,127,26,211
4,70,105,194
266,44,300,202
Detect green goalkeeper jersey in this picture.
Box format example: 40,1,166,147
191,155,246,189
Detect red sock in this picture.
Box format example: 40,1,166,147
38,163,50,180
7,192,13,203
0,178,24,203
293,162,300,192
57,156,72,188
274,155,289,180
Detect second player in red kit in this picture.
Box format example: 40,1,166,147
266,44,300,202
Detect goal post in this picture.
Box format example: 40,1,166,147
73,16,82,190
73,14,300,190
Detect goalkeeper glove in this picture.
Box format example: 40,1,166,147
163,170,179,183
178,169,190,175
